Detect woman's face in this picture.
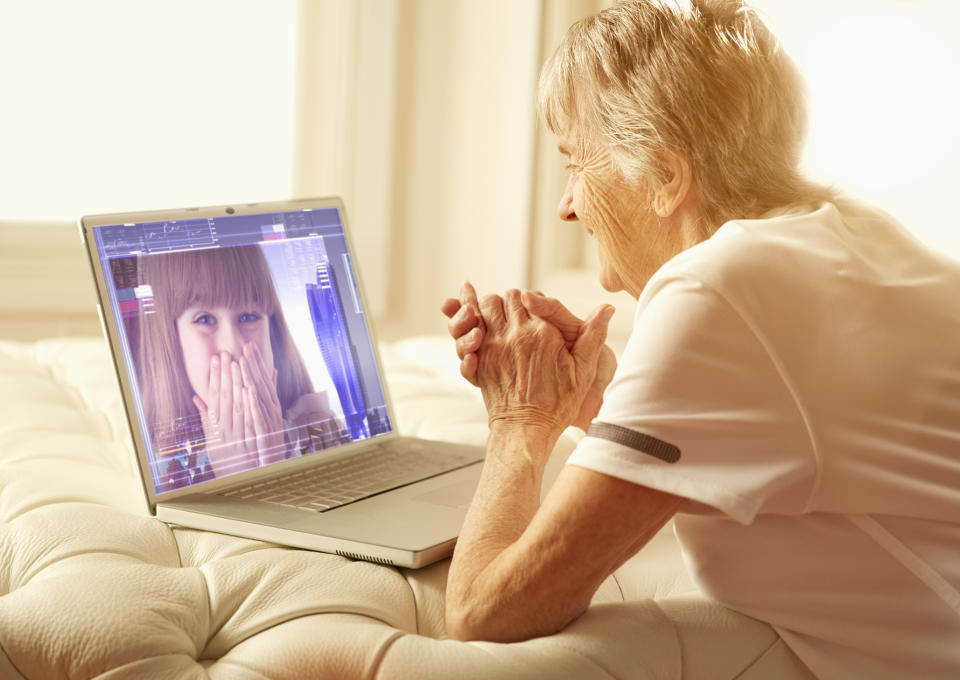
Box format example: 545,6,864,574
176,304,274,405
556,133,681,298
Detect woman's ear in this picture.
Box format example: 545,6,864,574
652,151,693,218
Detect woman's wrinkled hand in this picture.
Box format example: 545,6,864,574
475,288,615,441
441,281,485,386
442,284,617,431
521,291,617,431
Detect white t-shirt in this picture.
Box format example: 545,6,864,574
568,200,960,679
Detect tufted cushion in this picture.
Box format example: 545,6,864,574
0,336,814,679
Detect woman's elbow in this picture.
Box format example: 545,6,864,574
445,601,512,642
445,597,493,642
445,607,474,642
445,599,576,643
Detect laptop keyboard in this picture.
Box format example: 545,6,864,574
219,442,482,512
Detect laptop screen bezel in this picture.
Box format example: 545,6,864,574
79,196,401,510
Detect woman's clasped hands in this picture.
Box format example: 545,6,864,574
442,282,617,444
191,341,287,477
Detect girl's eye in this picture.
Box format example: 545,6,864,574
239,312,262,324
194,313,216,326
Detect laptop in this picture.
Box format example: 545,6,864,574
79,196,485,568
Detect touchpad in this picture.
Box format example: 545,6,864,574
415,480,477,509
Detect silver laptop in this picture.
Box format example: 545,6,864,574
80,196,484,568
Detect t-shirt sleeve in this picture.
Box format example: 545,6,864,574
568,276,816,524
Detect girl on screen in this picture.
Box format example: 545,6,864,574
135,244,347,491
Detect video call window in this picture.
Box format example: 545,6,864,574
93,209,391,493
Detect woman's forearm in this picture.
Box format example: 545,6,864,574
443,288,616,641
445,422,557,641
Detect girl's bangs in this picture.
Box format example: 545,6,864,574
143,246,277,316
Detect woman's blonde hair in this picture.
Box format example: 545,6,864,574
539,0,833,227
136,245,313,457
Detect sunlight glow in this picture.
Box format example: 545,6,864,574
753,0,960,258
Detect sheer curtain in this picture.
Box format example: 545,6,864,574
292,0,544,337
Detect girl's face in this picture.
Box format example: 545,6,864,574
176,304,274,405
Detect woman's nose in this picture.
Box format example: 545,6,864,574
557,175,578,221
215,323,244,360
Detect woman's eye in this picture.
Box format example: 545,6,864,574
239,312,262,324
194,314,215,326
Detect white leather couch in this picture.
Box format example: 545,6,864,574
0,219,816,679
0,333,818,679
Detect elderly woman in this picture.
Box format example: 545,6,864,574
441,1,960,678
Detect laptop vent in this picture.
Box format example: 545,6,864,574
336,550,396,566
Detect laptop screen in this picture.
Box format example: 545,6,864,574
91,205,392,494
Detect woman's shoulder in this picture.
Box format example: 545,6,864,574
633,200,883,335
647,201,856,299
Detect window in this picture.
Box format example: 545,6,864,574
0,0,298,220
